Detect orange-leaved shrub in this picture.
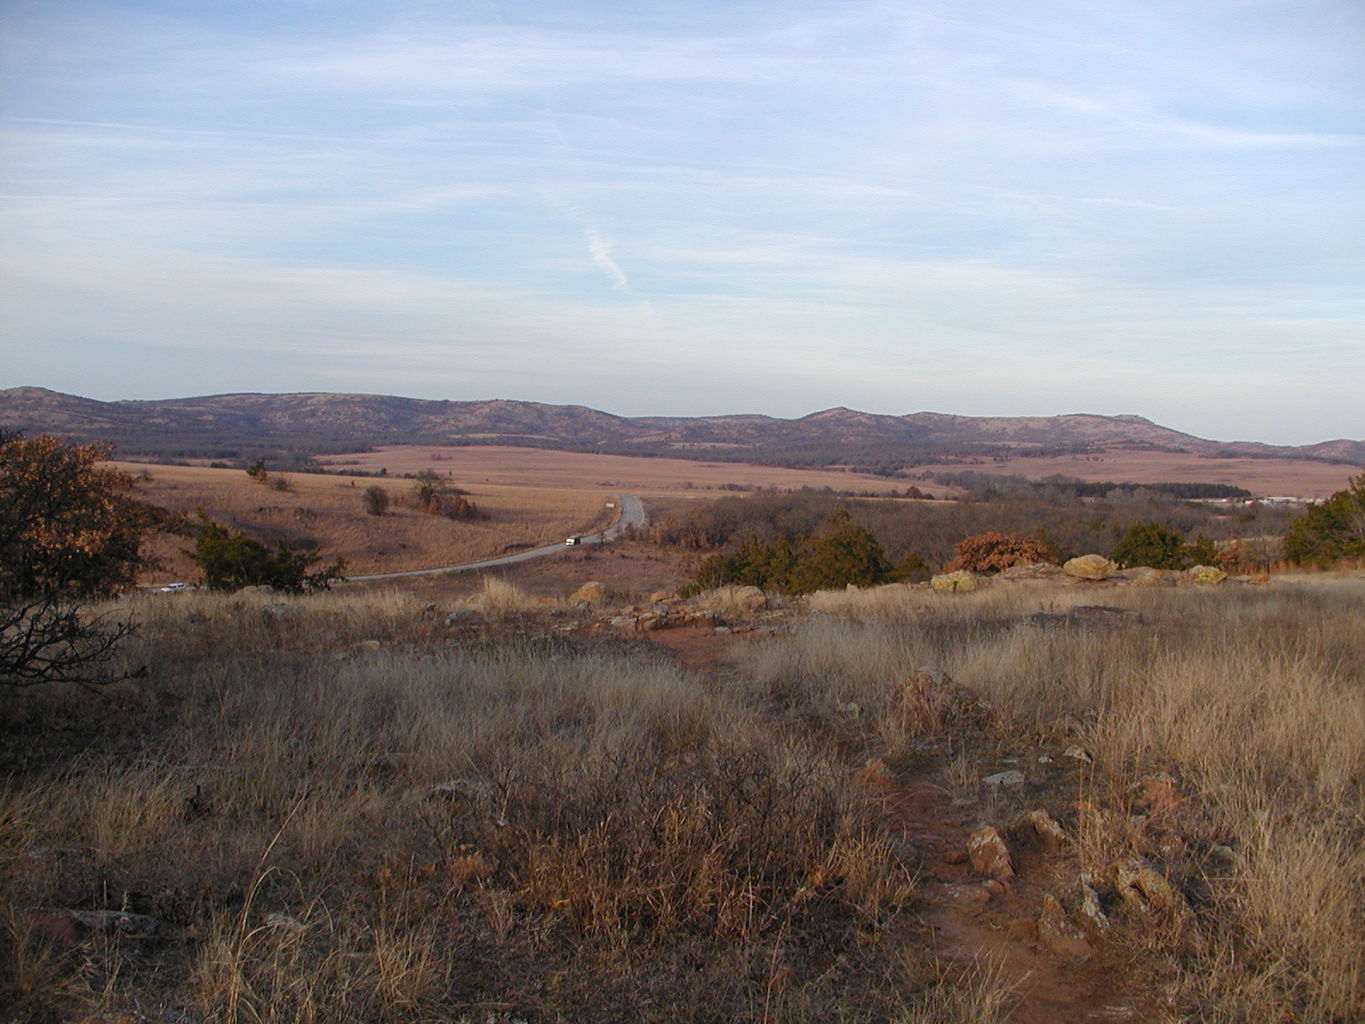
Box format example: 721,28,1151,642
943,531,1052,573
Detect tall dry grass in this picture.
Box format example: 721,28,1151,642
1,590,912,1022
744,579,1365,1022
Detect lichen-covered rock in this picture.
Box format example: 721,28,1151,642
568,581,607,605
1185,564,1227,584
1063,555,1116,580
1037,894,1094,960
731,585,768,613
1015,809,1070,853
967,825,1014,879
1112,857,1190,918
930,570,979,592
1130,568,1173,587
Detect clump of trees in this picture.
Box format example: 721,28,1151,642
1111,521,1220,570
943,532,1052,573
411,471,486,520
1283,475,1365,567
1,433,157,687
692,509,925,595
190,515,344,593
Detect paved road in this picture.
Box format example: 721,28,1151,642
344,493,646,582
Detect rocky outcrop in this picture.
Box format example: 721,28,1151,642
967,825,1014,879
930,570,979,592
1063,555,1116,580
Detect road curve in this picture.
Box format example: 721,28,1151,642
343,493,646,583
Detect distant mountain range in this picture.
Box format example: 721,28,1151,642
2,387,1362,468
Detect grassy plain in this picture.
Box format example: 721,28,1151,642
117,462,617,581
911,449,1356,498
2,578,1362,1022
316,444,923,495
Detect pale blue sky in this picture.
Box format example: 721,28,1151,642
2,0,1361,443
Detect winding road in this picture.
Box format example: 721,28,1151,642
344,493,646,582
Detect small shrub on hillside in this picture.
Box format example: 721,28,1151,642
1283,474,1365,567
944,531,1052,573
1182,533,1218,568
1112,521,1185,570
361,484,389,516
190,514,344,593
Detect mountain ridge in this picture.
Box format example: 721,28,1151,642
2,387,1361,467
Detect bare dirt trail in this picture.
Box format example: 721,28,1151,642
644,627,1158,1023
881,777,1156,1024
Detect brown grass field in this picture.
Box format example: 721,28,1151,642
316,445,923,495
911,449,1357,498
117,462,618,581
3,577,1362,1022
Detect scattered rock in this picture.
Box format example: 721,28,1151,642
982,769,1025,788
444,610,473,625
930,570,979,592
1078,882,1110,933
1063,745,1093,764
1037,894,1095,960
1130,568,1174,587
898,668,991,732
29,908,163,944
967,825,1014,879
359,639,382,650
1185,565,1227,585
730,585,769,614
1063,555,1117,580
999,562,1065,580
568,581,608,606
1111,857,1190,918
1014,809,1070,853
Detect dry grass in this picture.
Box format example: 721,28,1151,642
4,580,1361,1021
316,444,920,496
740,578,1365,1022
1,591,912,1023
119,461,615,580
910,449,1357,499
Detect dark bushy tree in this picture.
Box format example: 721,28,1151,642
362,485,390,517
787,510,891,594
1111,521,1185,570
1,433,155,687
1283,475,1365,567
191,515,344,593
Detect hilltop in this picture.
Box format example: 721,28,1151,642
3,387,1362,466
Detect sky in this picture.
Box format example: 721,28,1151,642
1,0,1361,445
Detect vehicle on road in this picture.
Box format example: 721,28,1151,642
565,536,582,546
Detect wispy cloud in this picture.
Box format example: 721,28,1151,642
0,0,1361,443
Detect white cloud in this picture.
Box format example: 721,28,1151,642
0,0,1361,444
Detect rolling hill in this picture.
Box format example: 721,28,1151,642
2,386,1361,467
